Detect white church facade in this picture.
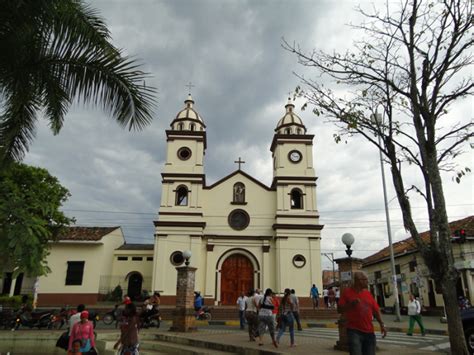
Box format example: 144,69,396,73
0,95,324,306
152,95,323,305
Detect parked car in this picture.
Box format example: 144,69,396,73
462,308,474,354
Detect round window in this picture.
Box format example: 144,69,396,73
170,251,184,266
292,254,306,268
177,147,192,161
228,209,250,230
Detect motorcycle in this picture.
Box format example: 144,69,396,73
14,309,54,330
102,305,121,327
196,306,211,321
50,307,69,329
140,306,161,329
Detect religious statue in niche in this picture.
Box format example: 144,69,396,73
233,183,245,203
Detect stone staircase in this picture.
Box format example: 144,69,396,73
157,306,337,321
97,332,239,354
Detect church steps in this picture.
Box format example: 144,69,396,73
139,340,236,354
157,307,338,321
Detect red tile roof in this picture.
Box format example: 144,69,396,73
57,226,121,241
363,215,474,266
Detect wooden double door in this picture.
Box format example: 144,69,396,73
220,254,254,305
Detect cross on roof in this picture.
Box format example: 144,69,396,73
234,157,245,170
185,82,195,94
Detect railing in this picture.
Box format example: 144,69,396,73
98,275,152,294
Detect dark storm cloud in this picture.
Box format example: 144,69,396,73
23,0,473,268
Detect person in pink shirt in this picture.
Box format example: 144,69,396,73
68,311,96,353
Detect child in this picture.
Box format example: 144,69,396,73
67,339,82,354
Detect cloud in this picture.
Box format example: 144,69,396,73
23,0,473,272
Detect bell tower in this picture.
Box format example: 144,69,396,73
270,97,323,293
152,94,207,294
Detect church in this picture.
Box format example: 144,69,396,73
1,94,324,306
151,94,323,305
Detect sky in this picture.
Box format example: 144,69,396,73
24,0,473,271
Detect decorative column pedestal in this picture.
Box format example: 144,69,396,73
170,266,197,332
334,257,364,351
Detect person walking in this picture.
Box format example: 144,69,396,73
335,287,340,307
236,292,247,330
276,288,296,347
271,291,280,329
323,288,329,308
339,271,387,355
114,302,140,355
257,288,278,348
310,284,319,309
245,289,259,341
68,304,85,336
290,289,303,331
406,293,425,336
68,311,96,354
328,287,336,308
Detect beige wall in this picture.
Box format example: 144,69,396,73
109,249,154,293
38,228,124,295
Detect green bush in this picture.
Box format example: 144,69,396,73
0,294,31,309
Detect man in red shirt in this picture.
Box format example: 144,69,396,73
339,271,387,355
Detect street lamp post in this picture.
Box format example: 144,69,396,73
372,113,401,322
335,233,364,351
170,249,197,332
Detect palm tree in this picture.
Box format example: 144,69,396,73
0,0,156,163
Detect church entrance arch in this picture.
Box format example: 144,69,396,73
219,252,255,305
127,272,143,301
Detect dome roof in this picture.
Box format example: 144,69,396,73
170,94,206,131
275,98,306,135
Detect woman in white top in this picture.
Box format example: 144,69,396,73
257,288,278,348
244,289,258,341
406,293,425,336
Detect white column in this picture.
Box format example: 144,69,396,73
8,277,17,297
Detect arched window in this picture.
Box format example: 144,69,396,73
175,185,188,206
233,183,245,203
290,188,303,209
178,122,184,130
190,123,195,131
285,128,291,135
296,128,302,134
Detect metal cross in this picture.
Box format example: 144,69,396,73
185,82,195,94
234,157,245,170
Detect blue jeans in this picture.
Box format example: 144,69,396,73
347,329,376,355
239,310,245,329
276,312,295,345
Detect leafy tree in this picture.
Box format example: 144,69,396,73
0,163,73,277
284,0,472,353
0,0,156,164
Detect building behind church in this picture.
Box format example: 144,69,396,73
0,95,324,306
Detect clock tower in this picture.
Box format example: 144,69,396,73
270,98,322,292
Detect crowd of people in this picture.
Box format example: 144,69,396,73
234,273,388,353
235,287,304,348
58,292,161,355
52,270,464,354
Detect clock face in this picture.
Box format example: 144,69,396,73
288,150,302,163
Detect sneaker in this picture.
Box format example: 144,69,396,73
406,333,413,336
421,332,426,336
290,343,297,347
